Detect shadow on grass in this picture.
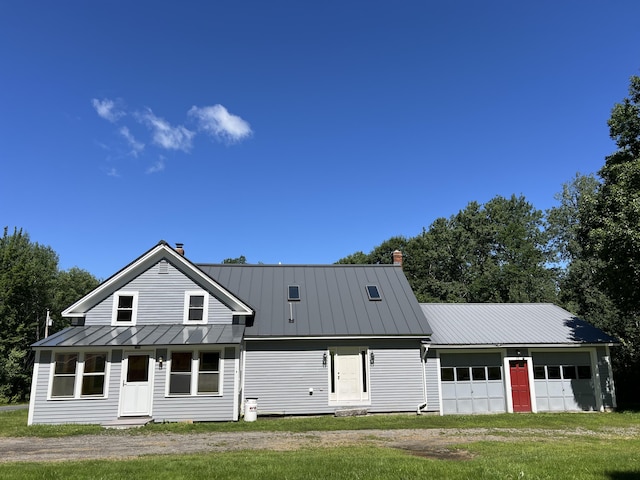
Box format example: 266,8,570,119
607,472,640,479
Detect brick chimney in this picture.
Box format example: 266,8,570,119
392,250,403,267
175,243,185,256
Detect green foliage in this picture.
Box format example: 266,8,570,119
0,228,99,402
222,255,247,264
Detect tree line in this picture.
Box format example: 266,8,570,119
1,75,639,406
338,75,640,406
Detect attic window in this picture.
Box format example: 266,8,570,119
288,285,300,302
366,285,381,301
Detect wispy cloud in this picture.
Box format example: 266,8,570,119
119,126,145,157
137,108,195,152
91,98,125,123
106,167,120,177
188,104,252,143
146,157,166,174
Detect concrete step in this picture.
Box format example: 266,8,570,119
101,417,152,429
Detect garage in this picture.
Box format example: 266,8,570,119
532,351,597,411
440,352,506,414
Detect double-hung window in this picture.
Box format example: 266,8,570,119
184,291,209,324
50,352,108,399
112,291,138,325
168,350,221,396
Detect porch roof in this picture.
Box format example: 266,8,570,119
32,324,245,348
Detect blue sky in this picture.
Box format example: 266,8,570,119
2,1,640,280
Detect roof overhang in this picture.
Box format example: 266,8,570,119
430,342,618,349
245,335,431,341
62,242,254,318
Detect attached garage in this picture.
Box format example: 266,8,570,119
439,352,506,414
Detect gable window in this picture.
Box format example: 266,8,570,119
112,291,138,325
366,285,381,301
288,285,300,301
168,350,222,396
184,291,209,324
50,352,108,399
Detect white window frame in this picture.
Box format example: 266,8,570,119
48,351,110,400
183,290,209,324
166,349,223,397
111,291,139,326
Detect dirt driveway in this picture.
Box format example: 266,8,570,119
1,426,637,463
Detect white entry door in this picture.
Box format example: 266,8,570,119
120,352,153,417
336,347,368,403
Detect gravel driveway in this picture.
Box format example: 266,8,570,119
2,426,637,463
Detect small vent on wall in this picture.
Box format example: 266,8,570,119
158,260,169,274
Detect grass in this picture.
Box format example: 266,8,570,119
1,439,639,479
2,410,640,478
2,408,640,437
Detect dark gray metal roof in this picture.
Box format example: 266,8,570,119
199,264,432,338
420,303,617,345
32,324,245,348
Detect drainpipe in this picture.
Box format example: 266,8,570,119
417,340,430,414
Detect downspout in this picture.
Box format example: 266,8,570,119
417,340,430,415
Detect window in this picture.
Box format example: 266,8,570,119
51,352,108,399
52,353,78,397
366,285,381,301
472,367,486,381
169,352,192,395
487,366,502,380
184,291,209,324
534,366,546,379
112,291,138,325
441,367,455,381
562,365,577,379
577,365,592,379
198,352,220,394
168,350,222,396
81,353,107,396
456,367,471,381
288,285,300,301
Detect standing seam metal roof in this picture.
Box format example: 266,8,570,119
199,264,432,338
420,303,617,345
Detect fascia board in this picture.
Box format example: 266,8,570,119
62,243,253,317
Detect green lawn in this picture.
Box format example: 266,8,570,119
2,408,640,437
2,410,639,478
1,439,639,479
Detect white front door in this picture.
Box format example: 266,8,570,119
120,351,153,417
336,347,368,403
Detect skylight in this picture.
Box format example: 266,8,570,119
366,285,381,301
288,285,300,301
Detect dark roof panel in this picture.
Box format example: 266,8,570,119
199,264,432,338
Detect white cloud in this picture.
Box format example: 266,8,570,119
188,104,252,143
92,98,125,123
137,109,195,152
146,157,166,174
119,126,145,157
106,167,120,177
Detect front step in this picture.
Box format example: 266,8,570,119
101,416,152,429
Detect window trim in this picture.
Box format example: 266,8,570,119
111,291,139,326
166,349,223,397
183,290,209,324
48,351,110,400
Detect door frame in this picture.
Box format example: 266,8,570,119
503,356,536,413
119,350,155,417
328,346,371,406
